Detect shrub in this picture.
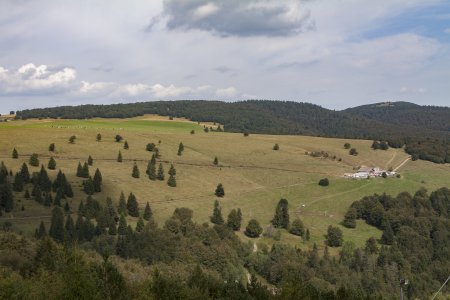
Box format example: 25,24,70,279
245,219,262,238
318,178,329,186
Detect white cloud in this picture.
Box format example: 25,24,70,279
193,3,220,20
215,87,237,98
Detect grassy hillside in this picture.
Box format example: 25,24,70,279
1,116,449,253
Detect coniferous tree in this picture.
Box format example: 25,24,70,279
143,202,152,221
157,163,165,181
306,228,311,241
78,200,85,216
48,157,57,170
245,219,262,238
343,207,357,228
49,206,65,243
65,214,75,242
108,222,117,235
148,161,157,181
167,174,176,187
93,168,102,192
64,201,70,213
168,164,176,176
12,148,19,159
13,172,24,192
69,135,76,144
87,155,93,166
326,225,343,247
38,165,52,192
54,189,62,206
75,214,84,241
118,214,127,235
65,183,74,198
289,218,305,236
20,163,30,183
82,162,90,178
154,147,160,158
48,143,55,152
237,208,242,226
36,221,47,239
227,209,241,231
44,193,53,206
117,151,123,162
136,217,145,232
273,144,280,150
124,141,129,150
115,135,123,142
126,193,139,217
177,142,184,156
96,133,102,142
215,183,225,197
272,198,290,229
0,184,14,212
29,153,40,167
132,163,140,178
381,222,394,245
83,177,95,195
213,156,219,166
76,162,83,177
34,185,43,204
24,189,30,199
210,200,224,225
118,192,127,216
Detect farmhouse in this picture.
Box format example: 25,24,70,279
344,166,396,179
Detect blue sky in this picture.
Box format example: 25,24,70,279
0,0,449,114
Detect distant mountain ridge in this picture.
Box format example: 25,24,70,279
14,100,450,163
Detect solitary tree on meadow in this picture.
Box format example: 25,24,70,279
245,219,262,238
132,163,140,178
69,136,76,144
12,148,18,159
48,157,57,170
177,142,184,156
29,153,40,167
117,151,123,162
96,133,102,142
143,202,152,221
215,183,225,197
213,156,219,166
272,198,290,229
157,163,165,181
167,174,177,187
210,200,224,225
124,141,129,150
87,155,93,166
49,143,55,152
115,135,123,143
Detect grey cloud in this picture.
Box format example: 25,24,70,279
156,0,315,37
214,66,234,73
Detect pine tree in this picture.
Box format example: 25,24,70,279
49,206,65,243
118,192,127,216
227,209,241,231
96,133,102,142
126,193,139,217
48,157,57,170
38,165,52,192
117,151,122,162
76,162,83,177
82,162,90,178
36,221,47,239
132,163,140,178
118,214,127,235
78,200,85,217
177,142,184,156
54,189,62,206
167,174,176,187
44,193,53,206
272,198,290,229
213,156,218,166
210,200,224,225
157,163,164,180
215,183,225,197
65,214,75,242
0,184,14,212
64,201,70,213
87,155,93,166
124,141,129,150
20,163,30,183
168,164,176,176
136,217,145,232
93,168,102,192
13,172,24,192
34,185,43,204
148,161,156,181
143,202,152,221
49,143,55,152
83,177,95,195
29,153,40,167
65,183,74,198
12,148,19,159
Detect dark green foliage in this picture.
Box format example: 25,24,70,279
342,207,357,228
117,151,122,162
33,185,43,204
289,218,305,236
126,193,139,217
115,135,123,142
44,193,53,206
123,140,129,150
190,129,195,134
349,148,358,155
65,214,75,241
19,163,30,183
210,200,224,225
168,164,176,176
53,188,63,206
167,174,176,187
35,221,47,239
13,173,24,192
83,177,95,195
245,219,262,238
47,157,56,170
93,168,102,192
177,142,184,156
272,198,289,229
24,189,30,199
48,143,55,152
273,143,279,150
215,183,225,197
213,156,218,165
318,178,329,186
12,148,18,159
69,135,76,144
29,153,39,167
87,155,93,166
136,217,145,232
37,165,52,192
147,159,156,180
381,222,394,245
326,225,343,247
143,202,152,221
157,163,164,180
96,133,102,141
118,192,127,216
344,143,351,149
76,162,83,177
365,237,378,254
146,143,156,151
117,214,127,235
49,206,65,242
226,209,241,231
0,183,14,212
77,162,90,178
64,201,70,213
305,228,310,240
131,163,140,178
109,222,117,235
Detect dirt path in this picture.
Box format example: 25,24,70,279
385,151,397,169
394,156,411,172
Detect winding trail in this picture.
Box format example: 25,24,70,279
394,156,411,172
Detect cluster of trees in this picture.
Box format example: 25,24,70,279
371,140,389,150
145,154,177,187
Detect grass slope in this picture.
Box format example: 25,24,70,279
1,116,449,253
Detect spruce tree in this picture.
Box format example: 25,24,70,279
34,185,43,204
87,155,93,166
148,161,156,181
96,133,102,142
168,164,176,176
93,168,102,192
306,229,311,241
245,219,262,238
210,200,224,225
136,217,145,232
65,214,75,242
48,157,57,170
213,156,218,166
177,142,184,156
54,189,62,206
227,209,241,231
118,192,127,216
78,200,85,216
117,151,123,162
83,177,95,195
49,206,65,243
143,202,152,221
157,163,164,181
44,193,53,207
76,162,83,177
64,201,70,213
13,172,24,192
36,221,47,239
20,163,30,183
167,174,176,187
215,183,225,197
126,193,139,217
65,183,74,198
29,153,40,167
124,141,129,150
38,165,52,192
289,218,305,236
12,148,19,159
108,222,117,235
118,214,127,235
49,143,55,152
82,162,90,178
272,198,290,229
0,184,14,212
132,163,140,178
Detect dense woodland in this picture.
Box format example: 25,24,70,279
15,100,450,163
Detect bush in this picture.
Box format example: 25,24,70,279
318,178,329,186
245,219,262,238
344,143,351,149
326,225,343,247
349,148,358,156
273,144,279,150
289,218,305,236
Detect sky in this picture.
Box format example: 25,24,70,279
1,0,450,114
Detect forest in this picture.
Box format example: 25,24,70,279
15,100,450,164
